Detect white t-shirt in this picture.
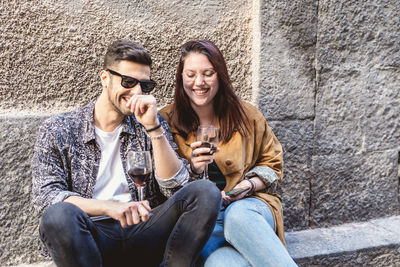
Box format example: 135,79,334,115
93,124,131,202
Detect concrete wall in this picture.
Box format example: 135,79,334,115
1,0,399,265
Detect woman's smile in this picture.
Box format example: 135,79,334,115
182,52,219,108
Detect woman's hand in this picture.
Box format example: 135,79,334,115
189,141,219,174
222,180,253,206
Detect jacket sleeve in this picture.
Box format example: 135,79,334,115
256,120,283,180
244,113,283,192
31,121,79,213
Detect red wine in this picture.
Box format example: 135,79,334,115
200,142,217,155
128,167,151,186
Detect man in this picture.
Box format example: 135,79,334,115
32,40,221,267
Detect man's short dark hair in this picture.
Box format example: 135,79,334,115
103,40,152,69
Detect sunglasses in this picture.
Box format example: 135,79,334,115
106,69,157,93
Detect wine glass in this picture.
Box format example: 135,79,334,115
196,126,219,179
127,151,153,201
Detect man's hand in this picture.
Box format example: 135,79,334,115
106,200,152,228
126,95,159,129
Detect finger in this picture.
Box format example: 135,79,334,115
137,203,150,222
191,159,213,171
125,207,134,226
190,141,203,149
130,97,141,115
126,94,134,107
129,96,138,113
192,147,212,157
231,188,251,201
139,98,148,114
141,200,152,211
118,214,127,228
193,155,214,164
222,193,232,201
221,195,232,206
191,148,208,158
130,205,141,224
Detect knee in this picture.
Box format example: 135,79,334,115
204,247,226,267
205,247,249,267
186,180,221,205
40,202,84,235
223,200,255,241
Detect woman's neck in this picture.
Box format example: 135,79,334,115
191,103,217,126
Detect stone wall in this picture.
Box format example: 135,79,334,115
1,0,399,265
1,0,254,265
257,0,400,231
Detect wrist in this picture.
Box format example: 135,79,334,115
146,127,165,140
143,118,160,132
188,162,202,178
145,123,161,133
247,179,256,195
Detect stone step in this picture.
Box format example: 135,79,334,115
9,216,400,267
286,215,400,266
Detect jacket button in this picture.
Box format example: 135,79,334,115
225,160,232,166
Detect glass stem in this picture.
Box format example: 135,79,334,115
138,186,145,201
203,164,208,180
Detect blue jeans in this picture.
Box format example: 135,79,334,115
200,198,297,267
39,180,221,267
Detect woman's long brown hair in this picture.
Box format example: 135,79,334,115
170,40,250,143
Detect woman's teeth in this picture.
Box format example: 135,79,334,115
194,89,208,94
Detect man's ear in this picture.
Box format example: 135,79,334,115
99,70,108,87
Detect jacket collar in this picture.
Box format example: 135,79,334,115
82,102,96,144
82,101,138,144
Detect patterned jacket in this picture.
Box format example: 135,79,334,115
32,102,189,214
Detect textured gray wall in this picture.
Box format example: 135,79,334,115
1,0,399,265
1,0,254,265
0,116,45,264
311,0,400,228
258,0,318,231
1,0,253,114
257,0,400,231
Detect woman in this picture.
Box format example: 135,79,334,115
160,40,297,266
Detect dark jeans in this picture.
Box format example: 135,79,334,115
39,180,221,267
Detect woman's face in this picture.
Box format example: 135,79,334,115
182,52,219,110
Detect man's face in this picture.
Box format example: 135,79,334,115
101,60,151,116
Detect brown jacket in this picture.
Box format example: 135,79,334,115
159,101,286,246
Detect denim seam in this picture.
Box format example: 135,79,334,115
125,198,189,240
163,199,190,265
92,219,126,241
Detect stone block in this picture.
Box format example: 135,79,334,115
314,68,400,156
315,0,400,155
257,0,318,120
0,116,47,265
310,150,399,228
0,0,253,114
270,120,313,230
